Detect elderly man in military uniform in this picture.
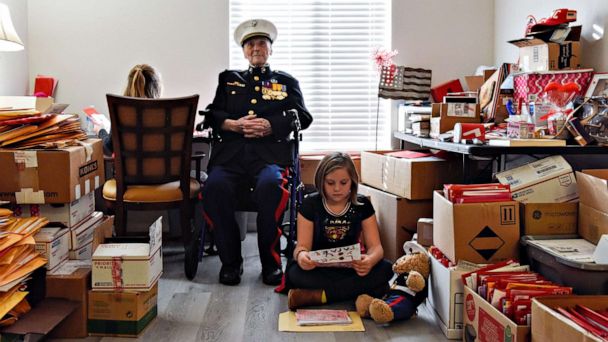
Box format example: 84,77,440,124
203,19,313,286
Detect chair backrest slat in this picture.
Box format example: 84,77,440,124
107,94,199,189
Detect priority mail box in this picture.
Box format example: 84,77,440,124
520,202,577,235
88,282,158,337
70,211,103,250
69,241,93,260
92,217,162,291
428,255,480,339
0,139,104,204
576,170,608,244
358,184,432,261
361,150,458,200
10,192,95,227
463,286,530,342
433,191,520,264
34,227,70,270
532,295,608,342
496,155,578,203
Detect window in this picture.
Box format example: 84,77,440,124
229,0,391,151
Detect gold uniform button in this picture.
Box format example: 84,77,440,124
254,76,260,81
255,86,260,91
251,99,257,104
248,110,255,115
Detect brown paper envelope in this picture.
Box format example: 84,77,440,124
37,114,73,130
0,126,39,142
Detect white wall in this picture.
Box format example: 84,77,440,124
494,0,608,71
27,0,228,117
0,0,28,95
390,0,495,147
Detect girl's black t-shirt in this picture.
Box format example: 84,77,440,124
299,192,375,251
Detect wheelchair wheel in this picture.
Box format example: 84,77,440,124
184,222,202,280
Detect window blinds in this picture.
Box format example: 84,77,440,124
229,0,391,151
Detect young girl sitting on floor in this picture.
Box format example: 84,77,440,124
286,152,393,310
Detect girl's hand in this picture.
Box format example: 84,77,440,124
297,251,316,271
352,254,375,277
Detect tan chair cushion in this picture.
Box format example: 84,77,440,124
103,178,200,203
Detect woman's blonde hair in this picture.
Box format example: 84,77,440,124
314,152,361,205
124,64,162,99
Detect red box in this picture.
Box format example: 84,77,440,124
513,69,593,104
431,79,463,103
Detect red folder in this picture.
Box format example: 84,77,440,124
430,79,463,103
33,75,57,97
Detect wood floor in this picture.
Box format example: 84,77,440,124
51,233,451,342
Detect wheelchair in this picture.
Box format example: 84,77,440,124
184,109,304,280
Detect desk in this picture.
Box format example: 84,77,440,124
394,131,608,182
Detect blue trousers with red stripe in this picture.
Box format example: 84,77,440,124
202,158,288,273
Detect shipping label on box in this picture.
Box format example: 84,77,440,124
0,139,104,204
433,191,520,264
34,227,70,270
92,217,162,290
10,192,95,227
70,211,103,250
497,155,578,203
358,184,432,261
463,286,530,342
520,202,577,235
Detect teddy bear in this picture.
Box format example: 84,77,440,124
355,241,431,324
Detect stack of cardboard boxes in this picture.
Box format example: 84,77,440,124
89,217,162,337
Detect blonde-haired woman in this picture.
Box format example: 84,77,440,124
97,64,162,154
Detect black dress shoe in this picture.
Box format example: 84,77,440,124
219,264,243,286
262,267,283,286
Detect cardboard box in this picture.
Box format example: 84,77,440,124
576,170,608,244
416,218,433,247
496,155,578,203
34,227,70,270
10,192,95,228
46,268,91,338
463,285,530,342
361,150,458,200
92,215,114,253
70,211,103,250
300,152,361,186
433,191,520,264
520,202,578,235
532,295,608,342
0,139,104,204
69,241,93,260
465,76,484,92
513,69,593,104
427,255,478,339
510,38,580,72
358,184,432,261
0,96,54,112
430,103,481,138
92,217,162,291
88,283,158,337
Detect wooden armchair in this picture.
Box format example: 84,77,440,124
102,94,200,245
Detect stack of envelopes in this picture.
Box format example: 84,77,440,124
0,109,86,149
0,210,48,326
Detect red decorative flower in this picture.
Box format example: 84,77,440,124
372,47,398,71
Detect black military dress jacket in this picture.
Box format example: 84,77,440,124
206,65,313,167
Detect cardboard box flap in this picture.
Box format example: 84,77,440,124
93,243,150,258
509,37,547,48
34,227,68,242
1,298,78,335
577,170,608,211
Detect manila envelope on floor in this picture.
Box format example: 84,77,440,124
576,170,608,244
464,286,529,342
532,295,608,342
520,202,577,235
433,191,520,264
358,184,432,261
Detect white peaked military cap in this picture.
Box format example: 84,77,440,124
234,19,277,46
